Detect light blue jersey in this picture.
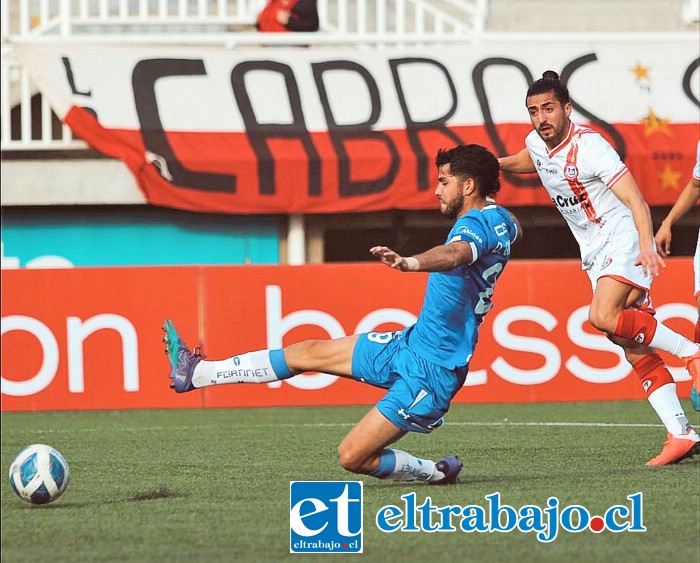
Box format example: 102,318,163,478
408,204,517,369
351,203,518,433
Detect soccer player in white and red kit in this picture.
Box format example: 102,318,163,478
499,71,700,466
655,140,700,410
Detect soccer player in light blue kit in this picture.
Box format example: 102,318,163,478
163,144,521,484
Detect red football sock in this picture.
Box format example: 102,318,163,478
632,354,673,396
614,309,657,346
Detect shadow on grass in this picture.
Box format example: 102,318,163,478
361,465,692,490
124,487,187,502
10,487,189,510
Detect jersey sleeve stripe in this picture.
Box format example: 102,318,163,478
607,166,629,188
468,242,479,265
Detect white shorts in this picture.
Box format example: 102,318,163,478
694,228,699,299
585,219,654,308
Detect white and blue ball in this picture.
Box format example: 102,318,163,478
9,444,70,505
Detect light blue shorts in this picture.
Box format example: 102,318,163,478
351,328,468,434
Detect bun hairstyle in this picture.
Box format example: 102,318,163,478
526,70,571,106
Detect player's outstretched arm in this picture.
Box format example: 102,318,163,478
370,242,473,273
498,148,536,174
655,176,700,257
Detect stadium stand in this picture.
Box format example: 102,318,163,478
1,0,698,265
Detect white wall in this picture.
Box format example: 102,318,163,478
487,0,695,31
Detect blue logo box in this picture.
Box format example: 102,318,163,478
290,481,363,553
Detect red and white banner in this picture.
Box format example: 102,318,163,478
11,39,700,214
1,259,695,412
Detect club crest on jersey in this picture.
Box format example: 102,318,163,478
564,164,578,179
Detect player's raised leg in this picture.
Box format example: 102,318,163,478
162,319,359,393
163,320,207,393
338,406,462,484
588,280,700,465
163,319,462,483
614,301,700,414
590,277,700,381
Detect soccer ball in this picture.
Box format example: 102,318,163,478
8,444,70,505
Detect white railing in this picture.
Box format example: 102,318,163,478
1,0,482,38
1,0,485,151
1,59,81,150
1,0,266,37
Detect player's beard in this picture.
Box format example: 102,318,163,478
441,191,464,219
538,118,569,149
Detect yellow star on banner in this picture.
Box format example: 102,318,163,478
640,109,671,137
630,62,650,82
657,164,682,191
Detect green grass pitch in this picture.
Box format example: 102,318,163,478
2,401,699,562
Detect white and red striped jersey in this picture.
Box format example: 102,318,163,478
694,141,700,299
526,122,632,266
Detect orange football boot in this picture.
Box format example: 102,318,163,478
646,430,700,466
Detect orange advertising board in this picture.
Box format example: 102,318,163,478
1,259,695,412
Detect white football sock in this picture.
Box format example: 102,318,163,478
369,448,443,482
647,383,691,436
192,350,291,388
649,323,699,358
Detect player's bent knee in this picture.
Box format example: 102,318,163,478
337,444,370,474
588,309,615,334
587,310,603,330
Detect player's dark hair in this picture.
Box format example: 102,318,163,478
435,144,501,198
526,70,570,107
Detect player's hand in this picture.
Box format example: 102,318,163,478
654,224,672,257
370,246,407,271
635,248,666,277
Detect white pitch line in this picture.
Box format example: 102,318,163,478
0,421,665,435
446,421,664,428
